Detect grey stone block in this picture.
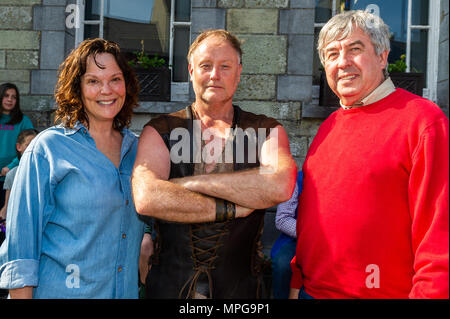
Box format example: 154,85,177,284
0,0,40,4
218,0,244,8
6,50,39,69
192,0,217,7
43,0,67,5
277,75,311,101
33,5,66,31
40,31,65,69
238,100,297,120
0,6,33,30
245,0,288,8
0,50,5,68
287,34,314,75
31,70,58,95
235,74,276,100
191,8,226,33
436,80,449,112
290,0,315,9
0,31,40,50
227,9,278,34
21,95,56,111
240,35,287,74
438,39,448,82
279,9,314,35
64,29,75,57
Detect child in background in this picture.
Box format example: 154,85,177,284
0,129,38,221
0,83,34,208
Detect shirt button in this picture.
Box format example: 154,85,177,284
126,200,129,205
118,266,123,272
122,233,126,239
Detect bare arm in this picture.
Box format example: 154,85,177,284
139,233,153,284
0,190,10,219
9,287,33,299
131,126,253,223
171,125,297,209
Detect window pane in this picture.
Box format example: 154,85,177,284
411,0,429,25
410,29,428,81
84,24,100,39
175,0,191,22
84,0,100,38
315,0,333,23
86,0,170,66
173,26,190,82
315,0,346,23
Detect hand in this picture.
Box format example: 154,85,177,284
1,167,9,177
139,233,154,284
289,288,299,299
0,205,6,220
235,205,255,218
9,287,33,299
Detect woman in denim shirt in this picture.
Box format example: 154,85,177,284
0,39,145,298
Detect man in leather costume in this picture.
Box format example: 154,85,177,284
132,30,297,299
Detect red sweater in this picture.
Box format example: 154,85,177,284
291,89,449,298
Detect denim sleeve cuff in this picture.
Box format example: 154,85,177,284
0,259,39,289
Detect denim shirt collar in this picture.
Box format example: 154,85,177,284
60,121,136,156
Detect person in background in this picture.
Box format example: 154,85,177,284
271,171,302,299
0,38,145,299
290,10,449,299
0,83,34,209
0,129,39,221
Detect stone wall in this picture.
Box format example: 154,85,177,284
2,0,447,167
0,0,67,131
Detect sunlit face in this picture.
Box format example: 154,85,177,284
2,88,17,114
17,134,36,155
81,53,126,124
323,27,389,106
188,36,242,106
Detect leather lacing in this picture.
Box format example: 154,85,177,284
178,222,228,299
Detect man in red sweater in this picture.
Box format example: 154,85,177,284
290,10,449,299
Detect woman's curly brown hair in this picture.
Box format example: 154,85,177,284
54,38,139,130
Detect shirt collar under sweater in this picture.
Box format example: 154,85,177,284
340,77,396,110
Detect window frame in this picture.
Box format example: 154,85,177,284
313,0,440,104
74,0,192,101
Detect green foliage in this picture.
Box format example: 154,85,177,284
128,40,166,69
388,54,407,73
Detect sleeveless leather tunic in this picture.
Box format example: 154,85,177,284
142,105,280,299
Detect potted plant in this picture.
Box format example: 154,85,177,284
319,54,425,108
388,54,424,96
128,40,171,102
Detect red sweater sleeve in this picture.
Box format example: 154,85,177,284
408,118,449,299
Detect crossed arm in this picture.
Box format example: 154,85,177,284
131,124,297,223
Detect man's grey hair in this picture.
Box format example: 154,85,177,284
317,10,391,76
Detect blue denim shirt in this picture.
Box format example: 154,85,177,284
0,123,144,298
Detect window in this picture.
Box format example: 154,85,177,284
313,0,440,103
75,0,191,100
